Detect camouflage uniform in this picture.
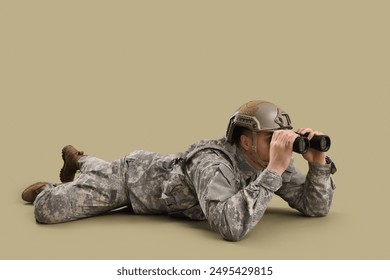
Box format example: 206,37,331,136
34,138,336,241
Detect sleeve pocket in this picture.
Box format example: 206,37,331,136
205,164,237,202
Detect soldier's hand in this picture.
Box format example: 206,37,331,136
267,130,297,175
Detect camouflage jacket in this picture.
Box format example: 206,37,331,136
125,138,336,241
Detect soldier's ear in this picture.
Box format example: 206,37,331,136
240,134,252,151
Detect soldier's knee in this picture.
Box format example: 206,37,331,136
34,206,54,224
33,197,69,224
34,206,72,224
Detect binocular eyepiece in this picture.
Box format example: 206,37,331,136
293,133,331,154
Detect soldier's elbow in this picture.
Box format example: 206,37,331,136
304,206,330,217
223,235,243,242
220,228,248,242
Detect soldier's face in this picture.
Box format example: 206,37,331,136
256,131,273,162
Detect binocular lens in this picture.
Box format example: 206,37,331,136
309,135,331,152
319,138,327,150
293,133,331,154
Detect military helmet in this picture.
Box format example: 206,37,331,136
226,100,293,144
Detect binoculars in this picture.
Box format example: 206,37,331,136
293,133,331,154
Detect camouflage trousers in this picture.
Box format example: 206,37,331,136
34,156,130,224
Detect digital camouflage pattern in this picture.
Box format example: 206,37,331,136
34,138,336,241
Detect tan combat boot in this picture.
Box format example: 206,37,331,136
59,145,85,183
21,182,51,203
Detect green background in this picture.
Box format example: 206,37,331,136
1,0,389,259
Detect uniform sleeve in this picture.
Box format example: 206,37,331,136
275,157,337,217
185,150,283,241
